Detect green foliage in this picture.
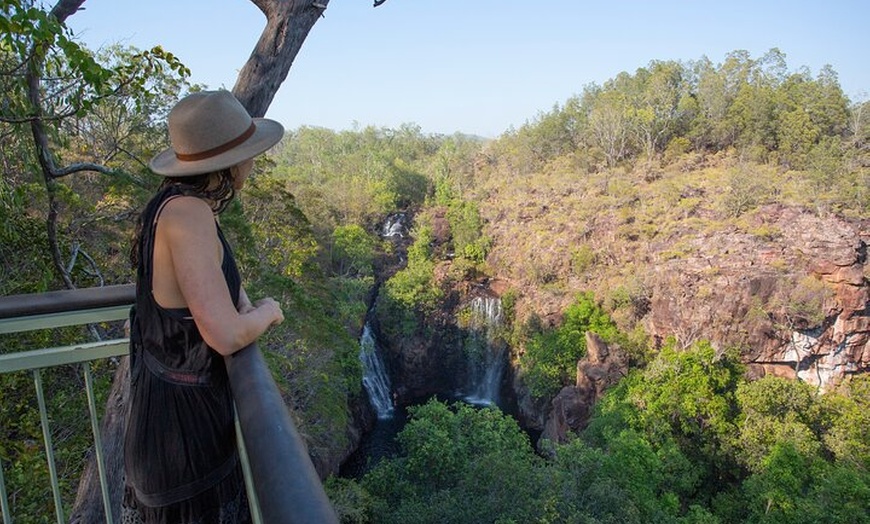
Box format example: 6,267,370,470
448,200,489,264
432,174,490,266
584,340,743,507
721,164,775,218
520,292,618,399
570,243,597,275
328,348,869,524
377,224,442,338
626,341,741,455
0,181,54,294
1,1,188,120
735,376,824,472
233,175,320,280
358,400,546,524
325,476,374,524
272,124,445,240
331,224,376,277
767,275,835,329
734,443,870,524
0,359,118,523
821,375,870,469
552,432,686,523
328,275,374,334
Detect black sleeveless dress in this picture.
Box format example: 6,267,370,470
122,186,250,523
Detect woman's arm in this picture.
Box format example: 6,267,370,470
157,196,283,355
238,286,254,314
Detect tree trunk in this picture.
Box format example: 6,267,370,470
68,358,130,523
69,0,328,519
233,0,329,117
27,0,88,291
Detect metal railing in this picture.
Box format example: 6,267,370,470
0,285,338,524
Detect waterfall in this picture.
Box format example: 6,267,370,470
359,322,394,419
381,212,407,238
462,296,505,407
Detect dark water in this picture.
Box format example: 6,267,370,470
339,405,409,479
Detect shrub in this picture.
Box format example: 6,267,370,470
520,292,617,398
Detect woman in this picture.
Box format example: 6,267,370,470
123,90,285,523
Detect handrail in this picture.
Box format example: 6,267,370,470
0,285,339,524
0,284,135,319
227,344,339,523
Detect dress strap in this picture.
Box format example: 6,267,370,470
138,187,187,292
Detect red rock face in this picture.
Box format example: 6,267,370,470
644,206,869,391
540,332,628,446
533,208,868,445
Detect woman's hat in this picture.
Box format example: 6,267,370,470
149,90,284,177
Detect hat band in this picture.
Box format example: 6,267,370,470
175,122,257,162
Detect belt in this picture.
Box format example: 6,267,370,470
141,347,214,386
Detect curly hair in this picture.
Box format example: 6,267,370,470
130,168,236,269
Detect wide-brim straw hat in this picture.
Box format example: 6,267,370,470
149,90,284,177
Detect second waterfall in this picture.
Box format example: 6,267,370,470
460,295,507,407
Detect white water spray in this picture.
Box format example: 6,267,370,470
462,296,505,407
359,322,394,419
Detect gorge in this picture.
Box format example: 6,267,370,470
341,185,870,477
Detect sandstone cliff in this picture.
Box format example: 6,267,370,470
474,157,869,440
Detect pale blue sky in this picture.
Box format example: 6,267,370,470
70,0,869,138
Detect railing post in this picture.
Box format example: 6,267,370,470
82,362,114,524
225,344,339,524
0,458,11,524
34,369,65,524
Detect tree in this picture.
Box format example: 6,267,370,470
358,399,545,524
331,223,376,276
631,60,686,163
1,0,189,290
585,85,633,168
734,376,824,472
2,4,189,519
519,292,618,399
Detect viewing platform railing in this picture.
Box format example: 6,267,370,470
0,284,338,524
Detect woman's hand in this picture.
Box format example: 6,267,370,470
253,297,284,326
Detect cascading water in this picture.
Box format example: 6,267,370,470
381,212,408,238
461,296,505,407
359,322,394,419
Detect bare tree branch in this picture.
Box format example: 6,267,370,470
50,162,117,178
49,0,86,21
21,0,127,289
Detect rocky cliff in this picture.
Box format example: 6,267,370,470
474,158,869,440
373,157,869,445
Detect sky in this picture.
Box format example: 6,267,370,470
68,0,870,139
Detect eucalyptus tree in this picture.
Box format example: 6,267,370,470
0,0,189,290
583,82,632,168
630,60,686,164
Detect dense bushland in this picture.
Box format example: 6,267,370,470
328,345,870,524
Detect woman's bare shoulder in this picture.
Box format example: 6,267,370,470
158,196,215,233
153,196,219,262
160,194,212,219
